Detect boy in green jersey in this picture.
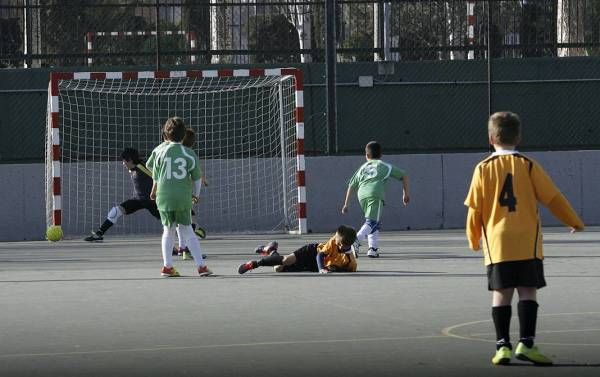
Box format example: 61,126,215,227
342,141,410,258
147,117,212,277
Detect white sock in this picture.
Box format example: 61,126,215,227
179,225,205,267
176,225,185,250
357,222,372,243
368,230,379,249
161,225,176,267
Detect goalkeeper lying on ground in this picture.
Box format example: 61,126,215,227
237,225,358,274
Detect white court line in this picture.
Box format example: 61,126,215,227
441,312,600,346
0,334,447,359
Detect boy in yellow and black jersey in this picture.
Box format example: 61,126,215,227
465,112,584,366
237,225,357,274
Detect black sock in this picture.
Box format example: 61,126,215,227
492,305,512,350
257,253,284,267
98,220,113,235
518,300,538,347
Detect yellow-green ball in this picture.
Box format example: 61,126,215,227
46,226,63,242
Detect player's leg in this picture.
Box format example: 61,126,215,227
175,225,188,258
514,260,551,365
144,200,180,257
238,248,284,274
254,241,279,256
491,287,514,365
175,211,212,276
488,261,517,365
159,215,180,277
366,200,383,258
84,200,136,241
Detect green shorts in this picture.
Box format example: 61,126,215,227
159,210,192,227
359,198,384,221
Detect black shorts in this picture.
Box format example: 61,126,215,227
120,199,160,220
281,243,319,272
487,259,546,291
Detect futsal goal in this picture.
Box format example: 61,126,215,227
46,68,306,237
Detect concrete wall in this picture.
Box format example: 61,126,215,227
1,150,598,241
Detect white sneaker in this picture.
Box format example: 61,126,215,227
367,248,379,258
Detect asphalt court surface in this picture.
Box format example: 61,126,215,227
0,228,599,377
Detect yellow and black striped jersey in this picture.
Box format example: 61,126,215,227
464,150,583,265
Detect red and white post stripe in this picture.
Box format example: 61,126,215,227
85,31,197,66
467,1,476,60
48,68,307,233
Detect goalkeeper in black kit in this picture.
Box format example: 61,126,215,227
84,148,206,250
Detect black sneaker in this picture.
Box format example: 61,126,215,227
192,224,206,239
84,231,103,242
254,241,278,256
238,261,257,274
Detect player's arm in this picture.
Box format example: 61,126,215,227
464,166,483,251
189,153,203,204
466,207,483,251
401,175,410,205
316,252,329,274
531,163,584,232
546,193,584,232
391,166,409,205
150,181,157,200
341,186,355,214
192,179,201,204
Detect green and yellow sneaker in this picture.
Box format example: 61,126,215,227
515,342,553,365
492,346,512,365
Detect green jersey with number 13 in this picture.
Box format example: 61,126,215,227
147,142,202,211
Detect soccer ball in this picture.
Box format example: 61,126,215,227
46,226,63,242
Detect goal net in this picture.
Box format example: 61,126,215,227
46,69,306,237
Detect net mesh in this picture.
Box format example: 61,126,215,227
46,74,299,236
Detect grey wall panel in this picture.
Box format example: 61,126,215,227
441,153,486,229
0,150,597,241
580,151,600,226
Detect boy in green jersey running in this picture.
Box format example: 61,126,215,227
147,117,212,277
342,141,410,258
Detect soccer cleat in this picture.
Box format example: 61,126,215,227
367,247,379,258
84,231,103,242
492,346,512,365
160,266,180,277
515,342,553,365
182,250,192,260
254,241,278,256
197,265,213,277
238,261,257,274
193,224,206,239
172,246,180,256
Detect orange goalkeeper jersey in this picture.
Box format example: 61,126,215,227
465,151,584,265
318,236,357,272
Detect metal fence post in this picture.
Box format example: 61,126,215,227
155,0,161,70
325,0,337,154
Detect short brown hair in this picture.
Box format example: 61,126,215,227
365,141,382,159
182,128,195,148
336,225,357,246
163,117,186,142
488,112,521,145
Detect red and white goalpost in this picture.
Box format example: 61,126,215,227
85,30,198,65
46,68,307,236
